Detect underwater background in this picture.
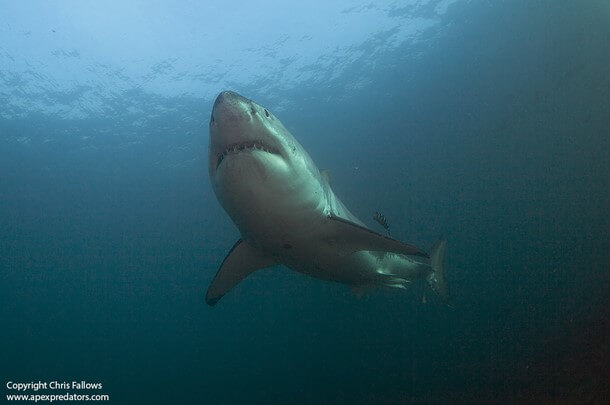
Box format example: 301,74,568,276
1,0,608,404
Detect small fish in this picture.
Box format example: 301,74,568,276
373,211,391,236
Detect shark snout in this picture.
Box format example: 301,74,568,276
209,90,273,175
213,90,247,110
211,91,252,124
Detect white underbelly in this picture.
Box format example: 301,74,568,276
281,244,431,287
281,244,379,285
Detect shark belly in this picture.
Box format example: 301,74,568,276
279,241,432,288
213,151,328,251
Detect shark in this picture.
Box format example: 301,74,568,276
206,91,448,306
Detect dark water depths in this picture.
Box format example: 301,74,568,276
1,1,608,403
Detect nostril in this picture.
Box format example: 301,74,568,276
264,109,270,117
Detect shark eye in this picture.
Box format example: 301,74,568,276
264,109,270,118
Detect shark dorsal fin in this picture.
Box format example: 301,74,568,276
206,239,276,306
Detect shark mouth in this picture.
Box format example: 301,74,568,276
216,140,279,169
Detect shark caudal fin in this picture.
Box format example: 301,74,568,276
426,237,449,303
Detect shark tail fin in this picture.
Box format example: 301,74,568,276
426,237,449,303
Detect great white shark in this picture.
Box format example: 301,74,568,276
206,91,448,306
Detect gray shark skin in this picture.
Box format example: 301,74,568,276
206,91,448,306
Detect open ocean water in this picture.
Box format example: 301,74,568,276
0,1,608,404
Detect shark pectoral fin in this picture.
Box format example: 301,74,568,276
325,215,429,258
206,239,275,306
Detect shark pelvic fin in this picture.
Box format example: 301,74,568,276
324,215,429,258
206,239,275,306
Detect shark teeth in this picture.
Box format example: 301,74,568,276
217,141,279,168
